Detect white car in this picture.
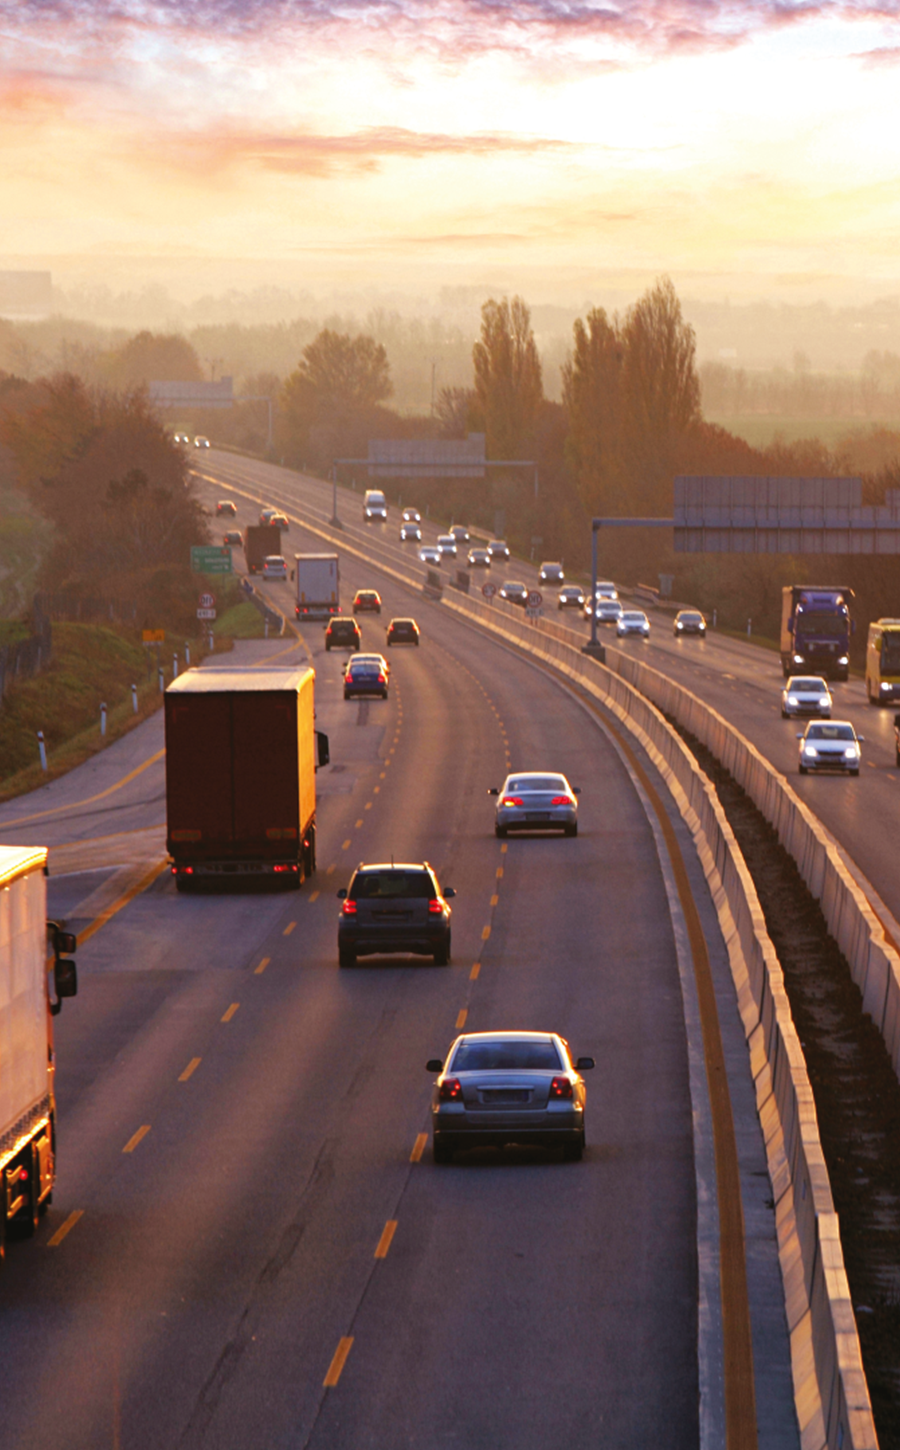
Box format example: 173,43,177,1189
539,562,565,585
193,435,210,448
436,535,458,559
797,720,863,775
400,523,422,542
261,555,287,580
402,508,422,523
419,545,442,565
617,610,650,638
593,581,618,600
781,676,833,718
586,599,623,625
558,586,586,611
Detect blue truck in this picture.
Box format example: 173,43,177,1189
780,586,854,681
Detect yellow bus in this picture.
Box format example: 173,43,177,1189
865,618,900,704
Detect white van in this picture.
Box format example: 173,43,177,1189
363,490,387,522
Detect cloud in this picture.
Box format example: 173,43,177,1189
0,1,890,67
853,43,900,64
157,123,575,176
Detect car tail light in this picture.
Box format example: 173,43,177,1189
377,674,385,683
439,1077,462,1101
550,796,571,806
428,899,444,914
502,797,523,807
549,1076,573,1099
342,900,357,915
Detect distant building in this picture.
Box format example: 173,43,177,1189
0,271,53,319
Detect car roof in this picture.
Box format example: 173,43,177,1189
353,861,434,873
504,771,567,781
455,1031,557,1044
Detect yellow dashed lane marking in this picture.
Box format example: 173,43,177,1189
255,957,270,975
481,925,491,941
496,867,503,879
283,921,296,936
410,1133,428,1163
470,962,480,980
324,1337,354,1389
374,1221,398,1259
308,891,320,902
179,1057,201,1082
123,1125,151,1154
365,802,372,810
48,1210,83,1246
355,819,363,828
221,1002,240,1023
490,894,499,907
500,843,508,855
342,839,351,850
326,865,336,875
456,1008,468,1029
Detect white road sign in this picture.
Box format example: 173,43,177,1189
482,582,497,599
526,590,543,609
197,608,216,620
199,592,216,609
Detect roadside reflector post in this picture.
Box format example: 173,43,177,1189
264,619,269,639
37,731,47,771
747,618,752,637
158,667,165,693
172,652,178,678
100,702,107,737
713,609,717,628
208,631,214,651
131,684,138,713
184,641,190,667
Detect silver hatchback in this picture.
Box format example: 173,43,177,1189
489,771,580,837
781,675,832,718
428,1032,594,1162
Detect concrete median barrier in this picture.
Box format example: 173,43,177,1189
437,585,878,1450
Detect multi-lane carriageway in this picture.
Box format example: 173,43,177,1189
0,453,816,1449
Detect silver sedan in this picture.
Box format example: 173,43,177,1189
428,1032,594,1162
781,675,832,718
797,720,863,775
488,772,580,837
617,609,650,638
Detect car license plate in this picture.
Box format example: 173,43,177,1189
526,813,550,822
480,1089,531,1104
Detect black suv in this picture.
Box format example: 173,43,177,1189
325,616,361,651
337,863,455,967
387,618,420,646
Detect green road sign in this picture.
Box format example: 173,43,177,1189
191,546,233,574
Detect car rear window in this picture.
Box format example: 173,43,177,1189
506,776,567,793
451,1039,562,1071
350,870,436,900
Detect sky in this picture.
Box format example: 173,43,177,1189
2,1,900,301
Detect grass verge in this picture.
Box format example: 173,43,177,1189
214,600,267,638
0,622,233,803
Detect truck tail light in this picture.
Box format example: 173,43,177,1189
549,1077,573,1099
502,797,523,807
342,900,357,915
439,1077,462,1101
172,866,194,875
273,863,299,873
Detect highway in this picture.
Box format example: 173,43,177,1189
196,449,900,937
0,480,804,1447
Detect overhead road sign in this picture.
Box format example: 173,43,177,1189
673,475,900,553
191,546,232,574
366,435,486,479
150,378,234,409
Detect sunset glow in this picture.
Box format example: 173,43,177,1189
2,2,900,291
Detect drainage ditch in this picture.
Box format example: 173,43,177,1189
673,724,900,1445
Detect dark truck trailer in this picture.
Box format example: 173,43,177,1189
780,586,854,681
243,524,283,574
165,666,328,891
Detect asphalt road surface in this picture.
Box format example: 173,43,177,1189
1,581,702,1448
0,468,801,1449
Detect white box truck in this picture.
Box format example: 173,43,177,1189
1,845,77,1260
294,553,340,620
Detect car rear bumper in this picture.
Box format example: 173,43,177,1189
496,810,576,831
339,927,449,956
